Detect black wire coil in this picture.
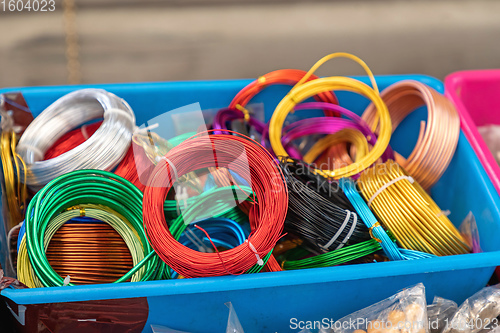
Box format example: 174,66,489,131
279,158,371,253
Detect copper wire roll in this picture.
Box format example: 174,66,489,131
362,80,460,190
46,222,133,285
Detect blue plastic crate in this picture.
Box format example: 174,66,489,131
2,75,500,333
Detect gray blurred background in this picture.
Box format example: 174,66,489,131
0,0,499,87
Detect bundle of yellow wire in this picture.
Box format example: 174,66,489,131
358,160,470,256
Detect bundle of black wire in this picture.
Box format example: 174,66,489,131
279,158,371,253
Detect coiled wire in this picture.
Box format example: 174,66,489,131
164,185,250,223
340,177,436,260
165,187,266,278
362,80,460,189
178,218,248,252
18,206,141,288
282,239,382,270
17,89,135,189
269,53,392,179
19,169,163,287
143,131,288,278
45,220,134,285
340,177,405,261
358,160,470,256
280,117,368,161
293,102,394,163
43,120,149,192
0,110,27,228
280,158,370,252
229,69,338,111
302,128,369,166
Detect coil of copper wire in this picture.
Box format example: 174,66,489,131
362,80,460,189
45,220,133,285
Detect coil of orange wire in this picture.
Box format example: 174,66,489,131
229,69,338,112
208,166,282,272
143,131,288,278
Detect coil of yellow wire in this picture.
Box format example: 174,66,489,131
358,160,470,256
269,52,392,179
0,117,27,229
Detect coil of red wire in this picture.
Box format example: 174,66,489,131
143,131,288,278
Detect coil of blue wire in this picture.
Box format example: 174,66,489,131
339,178,434,261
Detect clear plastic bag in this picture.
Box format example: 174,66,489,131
225,302,244,333
478,125,500,166
0,269,27,290
443,284,500,333
427,297,458,333
151,325,190,333
459,212,481,253
327,283,428,333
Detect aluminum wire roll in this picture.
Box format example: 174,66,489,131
17,89,135,188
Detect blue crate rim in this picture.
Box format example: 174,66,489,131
2,251,499,305
0,73,442,97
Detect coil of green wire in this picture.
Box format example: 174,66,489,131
18,205,146,287
19,169,164,288
281,239,382,270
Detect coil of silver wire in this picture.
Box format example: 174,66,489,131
16,88,135,189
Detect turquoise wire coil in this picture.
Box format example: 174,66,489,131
339,178,434,261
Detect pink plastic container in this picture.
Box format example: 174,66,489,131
445,70,500,195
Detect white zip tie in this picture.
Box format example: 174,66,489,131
246,240,264,266
368,175,414,207
159,156,179,181
159,156,185,216
134,122,159,134
175,185,188,209
320,210,351,251
63,275,71,286
336,211,358,250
